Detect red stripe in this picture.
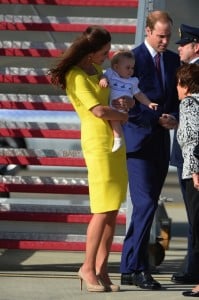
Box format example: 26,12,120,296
0,22,136,34
0,183,89,194
0,128,81,139
0,100,74,111
0,212,92,223
0,74,50,84
0,48,63,57
0,0,138,7
0,48,116,58
0,211,126,224
0,240,122,251
0,156,85,166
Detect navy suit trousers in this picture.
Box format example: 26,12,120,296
120,129,170,272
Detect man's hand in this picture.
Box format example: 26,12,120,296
159,114,178,129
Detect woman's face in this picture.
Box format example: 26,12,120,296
91,42,111,65
177,81,188,100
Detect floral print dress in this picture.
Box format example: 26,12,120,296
177,94,199,179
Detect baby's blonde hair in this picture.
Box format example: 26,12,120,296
111,50,135,68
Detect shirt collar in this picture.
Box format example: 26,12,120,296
190,57,199,64
144,39,162,59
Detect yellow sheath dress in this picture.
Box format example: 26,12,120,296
66,64,128,213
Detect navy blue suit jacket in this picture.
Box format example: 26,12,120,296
123,43,180,153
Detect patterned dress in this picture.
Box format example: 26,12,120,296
177,94,199,179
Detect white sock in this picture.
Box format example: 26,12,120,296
112,137,123,152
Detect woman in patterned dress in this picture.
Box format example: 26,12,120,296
176,63,199,297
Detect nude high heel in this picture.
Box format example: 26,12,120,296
78,268,105,292
97,274,120,292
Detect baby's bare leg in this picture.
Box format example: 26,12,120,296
109,120,123,152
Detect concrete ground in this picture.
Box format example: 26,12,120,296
0,200,194,300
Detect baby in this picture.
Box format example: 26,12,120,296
99,50,158,152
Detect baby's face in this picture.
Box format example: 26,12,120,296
114,57,135,79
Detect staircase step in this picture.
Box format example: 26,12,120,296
0,197,126,212
0,197,91,213
1,0,138,7
0,238,123,251
0,211,126,224
0,15,136,33
0,41,133,58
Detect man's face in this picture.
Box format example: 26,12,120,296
178,42,199,63
145,21,172,53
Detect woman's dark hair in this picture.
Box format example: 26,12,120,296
49,25,111,89
176,63,199,93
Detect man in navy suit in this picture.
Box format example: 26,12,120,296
120,11,180,289
170,23,199,285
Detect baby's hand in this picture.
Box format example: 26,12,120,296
149,102,158,110
99,77,109,88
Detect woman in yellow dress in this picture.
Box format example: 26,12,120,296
49,26,128,292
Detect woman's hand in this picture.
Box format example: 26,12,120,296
192,173,199,191
91,104,128,123
159,114,178,129
112,96,135,111
120,111,129,124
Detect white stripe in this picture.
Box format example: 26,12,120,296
0,148,83,158
0,67,48,75
0,40,133,50
0,232,124,243
0,121,80,130
0,94,69,102
0,41,70,50
0,175,87,185
0,198,91,212
0,15,136,25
